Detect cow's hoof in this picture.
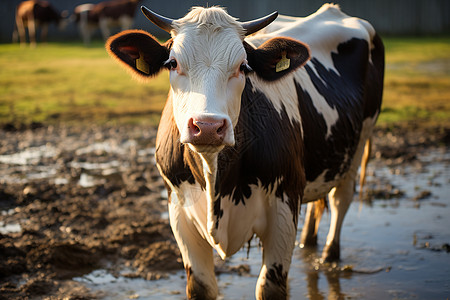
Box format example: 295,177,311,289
186,267,217,300
256,264,288,300
257,283,288,300
299,234,318,248
321,242,340,262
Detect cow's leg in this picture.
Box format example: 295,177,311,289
321,176,355,262
359,138,372,200
99,18,111,41
119,15,133,31
299,198,326,248
16,17,27,46
28,19,37,47
255,198,298,300
169,200,218,300
300,202,318,247
40,23,49,43
78,23,89,46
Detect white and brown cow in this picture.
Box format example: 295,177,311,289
13,0,68,47
73,0,140,45
106,4,384,299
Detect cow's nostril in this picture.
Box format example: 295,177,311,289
192,124,200,134
216,122,226,136
188,118,201,134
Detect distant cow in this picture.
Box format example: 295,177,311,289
73,0,140,45
106,4,384,299
13,0,68,47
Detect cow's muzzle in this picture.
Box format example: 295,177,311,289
182,116,234,150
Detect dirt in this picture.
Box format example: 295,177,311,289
0,121,448,299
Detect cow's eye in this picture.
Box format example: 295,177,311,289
240,62,252,74
165,59,178,70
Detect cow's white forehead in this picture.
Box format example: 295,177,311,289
172,7,244,37
170,7,246,74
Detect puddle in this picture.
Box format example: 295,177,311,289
0,221,21,234
76,149,450,299
75,140,137,156
74,269,186,299
0,136,155,186
0,144,58,165
78,173,107,188
1,126,448,299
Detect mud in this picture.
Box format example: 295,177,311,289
0,122,448,299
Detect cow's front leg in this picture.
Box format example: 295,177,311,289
169,200,218,300
255,198,298,300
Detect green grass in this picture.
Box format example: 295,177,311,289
379,37,450,127
0,41,169,126
0,37,449,127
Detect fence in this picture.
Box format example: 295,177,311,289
1,0,449,43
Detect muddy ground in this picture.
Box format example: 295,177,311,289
0,122,448,299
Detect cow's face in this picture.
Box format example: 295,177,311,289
167,10,248,153
106,6,310,154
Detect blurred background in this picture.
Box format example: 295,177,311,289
1,0,450,43
1,0,449,127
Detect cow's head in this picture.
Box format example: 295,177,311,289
107,6,310,154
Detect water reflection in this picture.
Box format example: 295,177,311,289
294,246,350,300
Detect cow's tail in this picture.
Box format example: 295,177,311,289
314,197,327,228
359,138,371,200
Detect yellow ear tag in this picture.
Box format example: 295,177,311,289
136,52,150,74
276,52,290,73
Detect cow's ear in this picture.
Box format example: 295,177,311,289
244,37,310,81
106,29,172,80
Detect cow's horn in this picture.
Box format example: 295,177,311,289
241,11,278,36
141,6,174,33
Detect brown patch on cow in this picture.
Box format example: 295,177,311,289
244,37,310,81
74,0,142,45
155,93,205,189
73,0,141,27
89,0,140,22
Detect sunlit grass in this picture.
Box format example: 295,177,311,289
384,37,450,64
0,37,449,127
380,37,450,127
0,41,169,126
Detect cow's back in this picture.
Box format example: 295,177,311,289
246,4,384,201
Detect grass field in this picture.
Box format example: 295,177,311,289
0,37,449,127
0,41,169,126
380,37,450,127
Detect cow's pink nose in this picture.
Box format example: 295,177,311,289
187,118,227,146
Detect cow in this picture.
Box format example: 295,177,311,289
106,3,384,299
13,0,68,47
72,0,140,45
